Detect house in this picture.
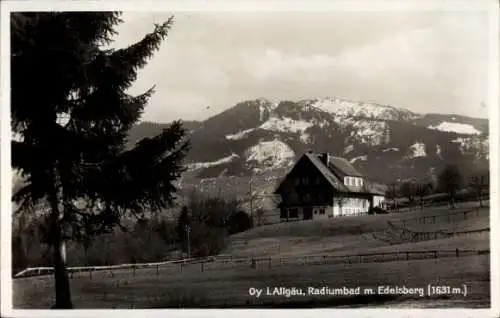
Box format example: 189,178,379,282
274,151,387,221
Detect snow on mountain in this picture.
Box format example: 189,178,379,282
260,116,313,134
340,117,388,146
244,139,295,172
225,116,313,141
225,128,255,140
452,136,489,159
343,145,355,155
350,155,368,164
428,122,481,135
306,97,419,121
405,142,427,159
188,153,239,171
255,98,278,121
382,147,400,152
300,132,313,144
436,145,443,159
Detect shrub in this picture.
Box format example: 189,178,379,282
368,207,388,215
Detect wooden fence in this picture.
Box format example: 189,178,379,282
399,207,486,227
373,209,490,245
13,256,212,279
14,248,489,279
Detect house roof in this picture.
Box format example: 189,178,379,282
304,152,348,192
276,152,386,196
328,156,363,177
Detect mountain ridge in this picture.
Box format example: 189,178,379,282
128,97,489,190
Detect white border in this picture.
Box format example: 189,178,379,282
1,1,499,317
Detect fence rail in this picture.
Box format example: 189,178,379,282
400,207,486,227
14,248,489,279
384,218,489,244
13,256,212,278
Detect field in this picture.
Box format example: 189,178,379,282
12,201,490,308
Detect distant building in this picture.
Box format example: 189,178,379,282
274,152,387,221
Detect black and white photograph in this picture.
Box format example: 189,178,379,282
1,0,498,316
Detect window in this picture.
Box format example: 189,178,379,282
289,208,298,218
280,208,288,218
319,208,326,215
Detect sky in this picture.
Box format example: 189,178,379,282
110,10,490,123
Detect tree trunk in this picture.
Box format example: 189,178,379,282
48,192,73,309
450,196,456,210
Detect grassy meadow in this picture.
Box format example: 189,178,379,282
13,201,490,308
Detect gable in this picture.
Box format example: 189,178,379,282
328,156,363,177
274,153,347,194
274,152,386,196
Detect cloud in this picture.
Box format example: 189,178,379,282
113,11,489,122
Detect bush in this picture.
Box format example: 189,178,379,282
177,192,242,257
368,207,388,215
227,211,253,234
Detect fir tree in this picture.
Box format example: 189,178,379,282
176,206,191,255
468,170,489,208
11,12,189,308
438,164,463,210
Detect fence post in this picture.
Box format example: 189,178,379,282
156,264,159,276
406,252,409,260
180,263,183,274
132,266,135,277
90,269,92,279
323,255,327,265
201,262,204,272
268,257,272,268
456,248,459,257
434,251,437,259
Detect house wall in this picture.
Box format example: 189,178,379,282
277,154,387,221
276,156,334,209
280,194,383,221
373,195,386,208
280,205,331,221
332,196,370,217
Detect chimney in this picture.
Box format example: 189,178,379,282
320,152,330,166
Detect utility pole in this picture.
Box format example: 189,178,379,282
185,224,191,259
249,176,253,221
